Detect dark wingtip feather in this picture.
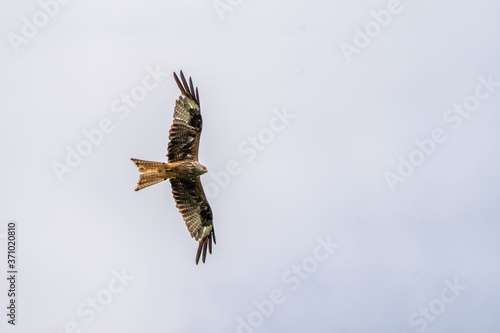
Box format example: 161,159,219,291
195,241,203,265
173,70,199,104
181,71,194,99
194,234,215,265
189,77,194,96
180,71,190,95
202,238,208,263
173,72,187,96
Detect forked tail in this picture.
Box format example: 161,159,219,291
131,158,171,191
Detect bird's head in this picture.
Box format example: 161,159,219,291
197,164,208,175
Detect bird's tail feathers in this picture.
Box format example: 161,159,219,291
131,158,171,191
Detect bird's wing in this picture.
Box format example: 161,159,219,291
169,177,216,264
168,71,202,163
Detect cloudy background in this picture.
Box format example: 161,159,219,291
1,1,500,332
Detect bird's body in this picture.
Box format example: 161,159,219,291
131,159,207,190
131,71,215,265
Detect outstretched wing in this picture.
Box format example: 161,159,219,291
168,71,202,163
169,177,216,264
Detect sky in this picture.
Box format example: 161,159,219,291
1,1,500,332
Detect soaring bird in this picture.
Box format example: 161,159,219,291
131,71,215,265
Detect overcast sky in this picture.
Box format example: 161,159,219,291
1,1,500,332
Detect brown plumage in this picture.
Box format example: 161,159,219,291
131,71,215,265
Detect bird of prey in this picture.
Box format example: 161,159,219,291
131,71,215,265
